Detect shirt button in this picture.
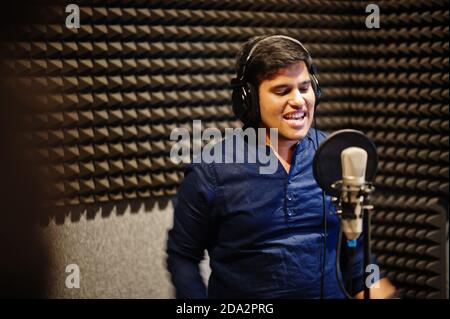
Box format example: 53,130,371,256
287,194,292,201
287,209,293,216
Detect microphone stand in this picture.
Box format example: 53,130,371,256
362,186,374,300
363,205,370,299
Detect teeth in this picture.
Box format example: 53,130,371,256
284,112,305,120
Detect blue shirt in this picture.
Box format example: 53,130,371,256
167,128,369,298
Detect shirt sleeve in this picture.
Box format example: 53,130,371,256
166,162,217,298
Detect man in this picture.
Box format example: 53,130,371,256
166,35,395,298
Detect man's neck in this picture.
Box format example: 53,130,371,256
265,130,298,165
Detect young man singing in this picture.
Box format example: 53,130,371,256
166,35,395,299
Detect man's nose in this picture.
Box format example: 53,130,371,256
289,89,306,108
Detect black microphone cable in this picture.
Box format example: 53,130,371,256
313,119,357,299
313,116,327,299
313,118,356,300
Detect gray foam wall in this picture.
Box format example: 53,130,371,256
40,199,175,298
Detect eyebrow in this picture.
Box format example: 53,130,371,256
270,80,311,89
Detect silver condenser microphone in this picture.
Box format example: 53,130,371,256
339,147,368,246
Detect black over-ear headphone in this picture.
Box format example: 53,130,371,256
230,35,321,128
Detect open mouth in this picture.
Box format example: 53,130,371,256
282,111,307,127
283,111,306,120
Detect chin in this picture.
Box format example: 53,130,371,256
292,123,311,136
279,127,309,142
276,118,312,140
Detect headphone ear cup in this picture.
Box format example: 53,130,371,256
231,82,246,119
247,82,260,127
242,82,252,114
232,81,259,128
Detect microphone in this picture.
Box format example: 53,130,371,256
312,129,378,299
340,147,368,247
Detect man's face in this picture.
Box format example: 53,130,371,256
258,61,316,144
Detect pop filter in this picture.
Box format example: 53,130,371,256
313,129,378,197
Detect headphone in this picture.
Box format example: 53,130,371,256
230,35,321,128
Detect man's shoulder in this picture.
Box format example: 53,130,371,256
307,127,329,147
191,130,255,164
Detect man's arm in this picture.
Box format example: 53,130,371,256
167,253,207,298
166,163,217,298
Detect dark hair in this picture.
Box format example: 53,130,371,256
235,35,310,86
234,35,310,128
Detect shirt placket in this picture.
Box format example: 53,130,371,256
285,140,304,220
